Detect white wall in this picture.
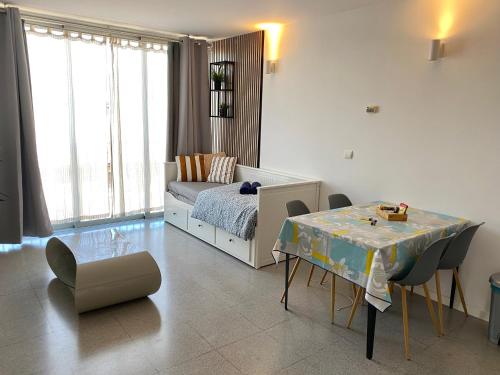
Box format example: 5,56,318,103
260,0,500,320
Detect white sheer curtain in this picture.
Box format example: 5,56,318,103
28,35,74,224
146,51,168,211
71,39,111,221
115,46,145,216
27,31,168,226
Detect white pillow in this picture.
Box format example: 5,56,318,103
207,156,237,184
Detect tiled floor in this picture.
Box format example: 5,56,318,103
1,219,498,374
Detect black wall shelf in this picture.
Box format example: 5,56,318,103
210,61,235,118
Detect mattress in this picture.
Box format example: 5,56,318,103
168,181,224,205
191,182,258,240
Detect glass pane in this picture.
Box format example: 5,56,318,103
117,47,145,215
28,35,169,226
70,39,111,221
146,50,168,212
27,34,74,224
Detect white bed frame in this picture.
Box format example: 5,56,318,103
164,162,321,269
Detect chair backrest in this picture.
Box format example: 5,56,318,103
438,222,484,270
286,200,310,217
394,235,455,286
328,194,352,210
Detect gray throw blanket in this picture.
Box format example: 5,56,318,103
191,182,258,240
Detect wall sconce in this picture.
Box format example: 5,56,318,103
266,60,278,74
429,39,445,61
256,23,283,74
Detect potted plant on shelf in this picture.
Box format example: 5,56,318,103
211,68,225,90
219,103,229,117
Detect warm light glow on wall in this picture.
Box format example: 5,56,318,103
426,0,456,61
256,23,283,61
432,0,463,39
438,10,454,38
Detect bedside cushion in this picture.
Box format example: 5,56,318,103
194,152,226,174
175,155,207,182
207,156,237,184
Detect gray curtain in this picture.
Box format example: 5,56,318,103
166,37,211,161
0,8,52,243
166,41,180,162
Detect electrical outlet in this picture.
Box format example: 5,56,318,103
366,105,379,113
344,150,354,159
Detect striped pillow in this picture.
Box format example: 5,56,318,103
207,156,237,184
175,155,208,182
194,152,226,174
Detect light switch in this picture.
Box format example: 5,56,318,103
344,150,354,159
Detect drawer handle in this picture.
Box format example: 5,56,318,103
172,212,177,215
229,238,233,242
198,224,202,227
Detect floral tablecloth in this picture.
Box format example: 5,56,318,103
273,202,470,312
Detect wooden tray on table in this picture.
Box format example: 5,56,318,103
376,208,408,221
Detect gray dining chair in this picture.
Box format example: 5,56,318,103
280,200,337,323
280,201,316,302
347,235,454,360
285,199,310,218
286,200,321,287
434,222,484,335
328,193,352,210
320,194,354,286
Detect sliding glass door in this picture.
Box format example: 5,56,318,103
27,31,168,226
146,51,168,212
71,39,111,221
28,35,75,224
115,46,146,216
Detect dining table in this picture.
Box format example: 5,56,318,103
272,201,470,359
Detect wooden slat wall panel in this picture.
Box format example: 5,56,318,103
209,31,263,167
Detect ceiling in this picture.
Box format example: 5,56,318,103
8,0,381,38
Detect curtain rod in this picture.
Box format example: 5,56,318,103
0,3,188,43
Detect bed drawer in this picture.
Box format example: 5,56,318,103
164,207,188,230
188,216,215,244
215,228,251,262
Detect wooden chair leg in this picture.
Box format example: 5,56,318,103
346,286,364,329
453,268,468,317
410,286,414,295
307,264,315,287
320,270,328,285
435,271,444,335
351,283,357,298
422,283,440,336
401,286,411,360
330,273,336,324
388,281,394,295
280,258,301,303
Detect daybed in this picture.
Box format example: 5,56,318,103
164,162,321,269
